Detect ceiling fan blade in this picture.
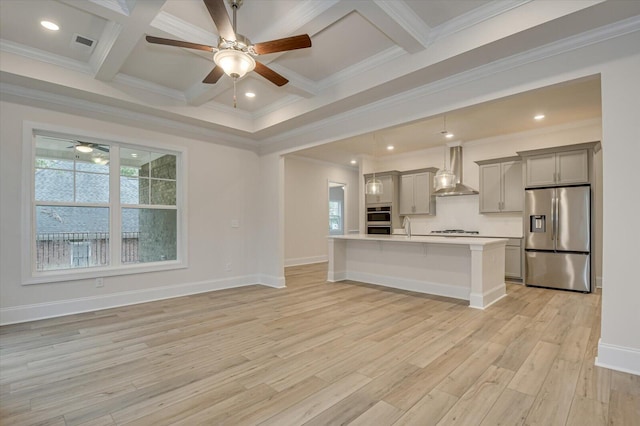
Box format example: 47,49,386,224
146,36,215,52
203,66,225,84
253,34,312,55
254,62,288,87
203,0,236,41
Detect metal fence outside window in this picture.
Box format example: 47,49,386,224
35,232,139,270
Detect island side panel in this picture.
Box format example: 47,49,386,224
327,238,346,282
469,241,507,309
341,240,471,301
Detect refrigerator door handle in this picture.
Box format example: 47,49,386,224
551,189,558,250
556,193,560,246
551,191,557,249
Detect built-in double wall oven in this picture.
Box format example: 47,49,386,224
366,205,391,235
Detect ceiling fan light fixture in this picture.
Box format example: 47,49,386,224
75,144,93,153
214,49,255,79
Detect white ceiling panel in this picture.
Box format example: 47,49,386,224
404,0,492,28
210,73,295,112
120,37,215,92
275,11,395,82
0,0,107,62
160,0,216,34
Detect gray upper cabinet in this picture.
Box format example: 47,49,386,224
399,169,437,215
524,149,589,187
364,173,395,205
476,157,523,213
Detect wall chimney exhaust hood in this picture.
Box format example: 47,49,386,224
434,144,479,197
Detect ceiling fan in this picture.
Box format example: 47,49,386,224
145,0,312,90
69,141,109,153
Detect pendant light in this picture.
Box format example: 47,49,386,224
434,116,456,191
365,133,383,195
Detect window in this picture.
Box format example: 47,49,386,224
27,131,184,283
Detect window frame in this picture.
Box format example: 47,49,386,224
22,121,188,285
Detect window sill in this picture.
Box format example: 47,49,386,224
22,261,188,285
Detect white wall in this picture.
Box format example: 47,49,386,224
284,156,359,266
597,52,640,374
256,152,285,287
0,101,260,323
376,119,602,239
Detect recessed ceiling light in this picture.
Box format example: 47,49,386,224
131,153,138,158
350,159,357,165
534,114,545,120
40,20,60,31
445,133,454,139
245,92,256,98
387,145,394,151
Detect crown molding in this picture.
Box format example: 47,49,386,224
0,82,259,152
88,0,132,16
251,94,304,120
90,21,123,77
150,11,218,46
251,0,341,43
113,73,186,102
318,45,405,91
199,97,255,122
374,0,431,48
0,39,93,75
429,0,532,44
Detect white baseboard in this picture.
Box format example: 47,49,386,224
596,276,602,288
595,339,640,376
345,271,469,301
0,275,263,326
284,255,328,267
469,285,507,310
257,274,286,288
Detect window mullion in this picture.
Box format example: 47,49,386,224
110,145,121,267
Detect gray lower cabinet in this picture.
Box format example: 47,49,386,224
505,238,523,280
476,157,523,213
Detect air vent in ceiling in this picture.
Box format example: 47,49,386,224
70,33,97,53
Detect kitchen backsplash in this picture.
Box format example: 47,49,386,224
395,194,523,237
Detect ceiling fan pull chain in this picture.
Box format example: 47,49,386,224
233,77,237,109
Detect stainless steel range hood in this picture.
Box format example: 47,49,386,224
434,144,479,197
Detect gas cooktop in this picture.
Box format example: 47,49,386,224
430,229,480,235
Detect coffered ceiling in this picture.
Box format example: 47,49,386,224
1,0,639,152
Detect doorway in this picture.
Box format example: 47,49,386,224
329,182,346,235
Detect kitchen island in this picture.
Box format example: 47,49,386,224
327,234,508,309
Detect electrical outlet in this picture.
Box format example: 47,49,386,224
225,263,232,272
95,277,104,288
231,220,239,228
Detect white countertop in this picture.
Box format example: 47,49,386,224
329,234,508,246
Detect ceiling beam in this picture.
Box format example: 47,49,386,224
357,1,430,53
91,0,168,81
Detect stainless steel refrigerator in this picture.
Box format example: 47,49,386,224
524,185,591,292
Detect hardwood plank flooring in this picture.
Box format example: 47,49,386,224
1,262,638,425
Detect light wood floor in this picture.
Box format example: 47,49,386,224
1,263,638,425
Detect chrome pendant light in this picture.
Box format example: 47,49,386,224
365,133,383,195
434,116,456,191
